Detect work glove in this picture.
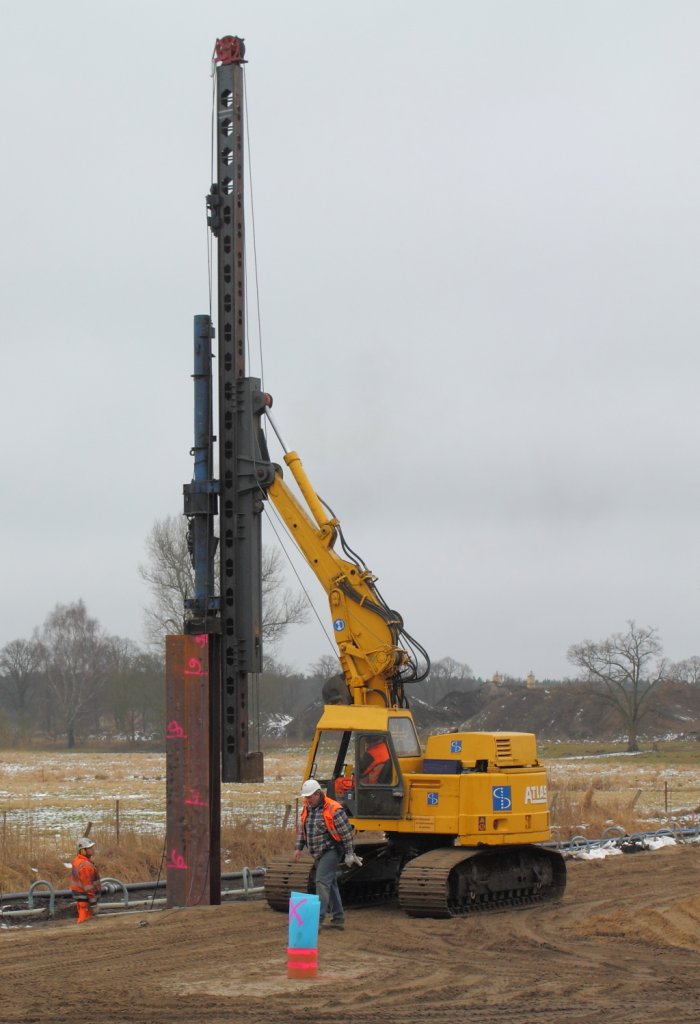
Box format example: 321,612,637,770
344,852,363,868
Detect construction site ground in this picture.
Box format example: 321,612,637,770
3,843,700,1023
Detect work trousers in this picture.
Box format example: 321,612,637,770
314,847,344,924
74,899,96,923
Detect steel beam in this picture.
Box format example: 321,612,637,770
165,633,221,906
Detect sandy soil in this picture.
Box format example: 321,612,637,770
3,843,700,1024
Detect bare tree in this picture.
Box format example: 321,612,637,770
139,514,308,649
261,545,309,645
256,658,315,719
669,656,700,686
35,600,116,748
423,656,474,704
309,654,341,681
0,638,42,717
106,638,164,743
567,621,668,752
138,516,194,645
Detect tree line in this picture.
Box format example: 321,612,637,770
0,600,163,748
2,608,698,751
0,516,312,749
0,603,475,749
2,511,698,751
136,513,699,753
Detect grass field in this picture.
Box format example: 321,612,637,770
2,741,699,893
0,746,307,832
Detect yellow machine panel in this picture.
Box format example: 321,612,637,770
404,768,551,845
423,731,541,769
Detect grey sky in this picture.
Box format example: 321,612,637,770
2,2,698,680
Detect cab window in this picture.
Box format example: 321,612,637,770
388,717,421,757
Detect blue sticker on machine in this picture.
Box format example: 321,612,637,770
492,785,512,811
427,792,438,805
450,740,462,753
332,618,345,632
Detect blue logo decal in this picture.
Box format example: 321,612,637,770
427,792,439,806
450,740,462,753
333,618,345,632
492,785,512,811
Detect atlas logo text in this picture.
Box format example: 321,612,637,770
524,785,548,805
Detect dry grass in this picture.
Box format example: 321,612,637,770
547,753,700,840
0,820,295,895
548,779,648,838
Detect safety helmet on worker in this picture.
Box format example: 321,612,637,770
77,837,95,853
300,779,322,799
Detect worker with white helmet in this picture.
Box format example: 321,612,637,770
293,779,362,930
70,837,101,923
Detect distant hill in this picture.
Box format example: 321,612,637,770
274,678,700,744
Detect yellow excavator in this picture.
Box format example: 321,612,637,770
261,400,566,918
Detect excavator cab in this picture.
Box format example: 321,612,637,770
306,710,422,820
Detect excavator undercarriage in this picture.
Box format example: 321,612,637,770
264,834,566,919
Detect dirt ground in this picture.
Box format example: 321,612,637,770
3,843,700,1024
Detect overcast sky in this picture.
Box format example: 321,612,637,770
2,1,699,680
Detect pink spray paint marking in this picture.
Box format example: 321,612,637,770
289,895,308,926
167,850,188,870
166,720,187,739
183,657,207,677
184,787,209,807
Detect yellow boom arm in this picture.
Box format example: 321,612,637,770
267,449,410,707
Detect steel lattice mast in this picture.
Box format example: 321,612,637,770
206,35,273,783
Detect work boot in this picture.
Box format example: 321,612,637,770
327,919,345,930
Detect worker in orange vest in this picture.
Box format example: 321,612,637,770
359,737,391,784
70,837,101,923
293,779,362,930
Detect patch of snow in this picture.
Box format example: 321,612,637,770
645,835,677,850
573,843,623,860
559,751,645,761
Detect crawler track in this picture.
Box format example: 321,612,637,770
263,857,316,911
398,845,567,918
264,840,401,912
265,842,566,918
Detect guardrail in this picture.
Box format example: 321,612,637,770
0,866,266,922
550,822,700,855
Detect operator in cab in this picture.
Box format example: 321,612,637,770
293,779,362,930
359,736,392,784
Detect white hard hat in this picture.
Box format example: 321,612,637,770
300,779,322,798
77,837,95,852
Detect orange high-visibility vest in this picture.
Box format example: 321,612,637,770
361,740,390,783
300,795,344,842
70,853,101,901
